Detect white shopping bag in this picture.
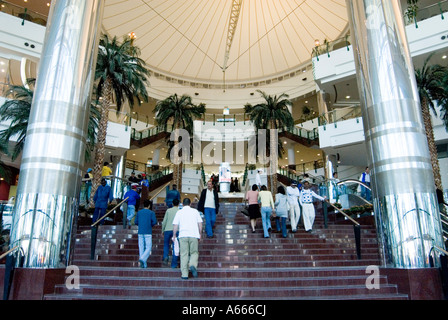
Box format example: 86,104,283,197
173,237,179,256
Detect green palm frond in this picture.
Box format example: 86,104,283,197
244,90,294,158
415,54,447,116
0,78,100,162
154,94,206,161
0,80,34,161
154,94,206,135
95,34,150,113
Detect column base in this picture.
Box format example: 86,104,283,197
382,267,446,300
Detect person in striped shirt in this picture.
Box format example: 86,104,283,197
299,180,327,232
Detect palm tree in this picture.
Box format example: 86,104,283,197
415,55,447,192
0,79,34,161
0,78,100,170
0,141,11,184
439,72,448,132
92,34,150,200
154,94,206,190
244,90,294,194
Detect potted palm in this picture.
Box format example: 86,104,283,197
415,54,448,192
91,34,150,200
404,0,419,27
245,90,294,194
154,94,206,190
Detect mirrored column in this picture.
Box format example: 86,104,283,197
346,0,445,268
9,0,105,268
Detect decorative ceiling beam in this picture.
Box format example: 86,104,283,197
223,0,243,72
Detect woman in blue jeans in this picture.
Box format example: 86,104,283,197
258,185,275,238
274,186,289,238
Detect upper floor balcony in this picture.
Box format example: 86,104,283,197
312,2,448,90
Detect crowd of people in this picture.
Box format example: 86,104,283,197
88,174,219,279
245,180,328,238
88,167,328,280
209,173,241,193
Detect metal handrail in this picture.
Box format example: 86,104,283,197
431,245,448,257
0,246,19,261
326,201,360,226
91,197,128,227
337,179,372,191
150,182,171,201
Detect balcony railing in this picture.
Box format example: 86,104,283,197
311,1,448,61
0,1,48,26
404,0,448,28
318,105,362,127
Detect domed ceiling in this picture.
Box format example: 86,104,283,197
102,0,349,85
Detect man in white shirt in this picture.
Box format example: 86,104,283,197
286,182,301,232
172,198,203,279
299,180,327,232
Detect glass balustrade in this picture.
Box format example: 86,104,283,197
318,105,362,127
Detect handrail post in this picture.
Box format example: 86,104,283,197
323,201,328,229
90,225,98,260
354,224,362,260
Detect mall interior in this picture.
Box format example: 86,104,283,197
0,0,448,301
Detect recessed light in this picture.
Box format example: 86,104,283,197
346,96,351,99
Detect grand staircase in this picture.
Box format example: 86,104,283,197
43,202,408,300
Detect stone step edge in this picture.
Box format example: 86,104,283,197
43,293,408,300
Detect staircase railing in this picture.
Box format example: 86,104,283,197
325,201,362,260
320,178,373,260
90,197,129,260
277,160,325,182
278,126,319,142
438,201,448,243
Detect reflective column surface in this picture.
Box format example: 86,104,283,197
346,0,444,268
9,0,105,268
